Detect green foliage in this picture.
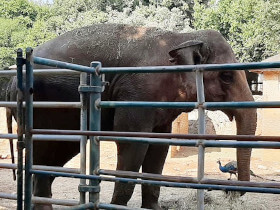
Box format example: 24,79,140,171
0,18,25,68
47,0,108,34
160,0,209,27
48,0,198,34
106,4,192,32
0,0,55,68
193,0,280,62
261,0,280,58
0,0,38,21
90,0,137,11
1,0,279,68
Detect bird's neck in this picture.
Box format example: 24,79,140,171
219,165,228,172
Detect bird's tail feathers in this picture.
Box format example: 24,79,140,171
250,170,278,182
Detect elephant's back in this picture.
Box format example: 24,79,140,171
33,24,178,68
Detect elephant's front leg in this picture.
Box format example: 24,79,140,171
32,174,55,210
141,144,169,210
111,142,149,206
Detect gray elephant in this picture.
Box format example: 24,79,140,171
7,24,256,209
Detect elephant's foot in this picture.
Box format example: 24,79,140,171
141,183,162,209
111,192,130,207
32,203,53,210
111,182,135,206
111,199,128,207
141,202,162,210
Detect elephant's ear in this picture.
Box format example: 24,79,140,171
169,40,209,65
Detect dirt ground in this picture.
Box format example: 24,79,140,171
1,107,280,209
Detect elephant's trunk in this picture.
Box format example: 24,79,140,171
235,107,257,181
222,70,258,182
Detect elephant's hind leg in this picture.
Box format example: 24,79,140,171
111,142,149,206
141,144,169,210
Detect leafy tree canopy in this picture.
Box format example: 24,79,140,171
1,0,279,68
0,0,55,68
48,0,201,34
194,0,280,62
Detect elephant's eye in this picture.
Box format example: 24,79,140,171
220,71,234,84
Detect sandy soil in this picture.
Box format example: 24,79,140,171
1,107,280,209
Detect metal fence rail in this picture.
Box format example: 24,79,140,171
1,49,280,210
0,101,81,108
0,193,79,206
31,129,280,141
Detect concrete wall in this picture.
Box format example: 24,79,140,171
170,110,236,158
253,71,280,161
259,72,280,135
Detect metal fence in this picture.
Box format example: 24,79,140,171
1,48,280,210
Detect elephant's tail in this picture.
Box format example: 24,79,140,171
6,79,16,181
6,107,16,181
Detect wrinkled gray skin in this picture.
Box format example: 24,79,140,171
7,24,256,210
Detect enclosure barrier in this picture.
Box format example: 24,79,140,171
1,49,280,210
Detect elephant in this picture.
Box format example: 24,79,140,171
7,24,256,209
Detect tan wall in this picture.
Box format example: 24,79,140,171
254,72,280,160
172,113,189,134
170,111,233,158
260,72,280,135
170,113,188,157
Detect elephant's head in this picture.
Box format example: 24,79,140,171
169,33,257,182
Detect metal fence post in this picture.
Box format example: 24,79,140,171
24,48,34,210
89,62,102,204
16,48,24,210
196,69,206,210
79,72,88,204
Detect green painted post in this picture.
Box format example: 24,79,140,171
16,48,24,210
89,62,102,204
24,48,34,210
79,72,88,204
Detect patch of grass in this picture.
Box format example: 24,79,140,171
160,190,269,210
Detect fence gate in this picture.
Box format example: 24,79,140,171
1,48,280,209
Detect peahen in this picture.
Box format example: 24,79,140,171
217,160,277,181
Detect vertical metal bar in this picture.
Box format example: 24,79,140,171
196,70,205,210
24,48,34,210
16,48,24,210
79,72,88,204
89,62,102,204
